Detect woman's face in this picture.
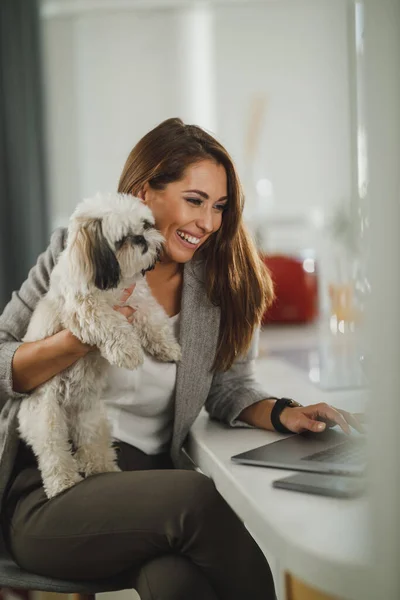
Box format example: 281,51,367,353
140,159,228,264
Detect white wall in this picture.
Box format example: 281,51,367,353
42,8,186,228
74,10,184,196
41,1,353,232
42,16,81,228
215,0,353,220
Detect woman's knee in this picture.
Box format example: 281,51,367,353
173,470,222,514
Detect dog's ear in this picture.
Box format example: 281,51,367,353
68,219,121,290
90,220,121,290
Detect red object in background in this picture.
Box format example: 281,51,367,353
261,254,319,324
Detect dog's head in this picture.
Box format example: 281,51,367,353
66,193,164,290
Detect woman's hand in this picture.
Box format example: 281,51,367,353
280,403,365,435
113,284,136,323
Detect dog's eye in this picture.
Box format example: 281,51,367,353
115,238,126,251
143,220,153,231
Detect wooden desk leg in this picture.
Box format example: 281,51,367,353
285,572,344,600
33,594,95,600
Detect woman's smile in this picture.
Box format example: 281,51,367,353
175,230,202,247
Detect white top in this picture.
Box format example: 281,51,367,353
103,313,180,455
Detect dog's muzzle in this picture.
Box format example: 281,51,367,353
116,235,149,254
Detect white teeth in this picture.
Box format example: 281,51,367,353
177,230,200,245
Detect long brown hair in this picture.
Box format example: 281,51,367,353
118,118,274,371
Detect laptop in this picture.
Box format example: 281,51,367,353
231,427,366,476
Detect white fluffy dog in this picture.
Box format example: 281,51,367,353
18,193,181,499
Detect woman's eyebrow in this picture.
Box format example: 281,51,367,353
183,189,228,202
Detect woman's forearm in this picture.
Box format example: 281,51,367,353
238,398,277,431
12,330,93,394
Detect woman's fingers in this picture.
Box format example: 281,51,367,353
280,403,365,435
334,408,365,434
280,408,327,434
313,405,365,434
112,284,136,322
308,403,351,435
120,283,136,303
113,305,135,323
297,415,327,434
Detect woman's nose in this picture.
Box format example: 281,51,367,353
195,208,214,234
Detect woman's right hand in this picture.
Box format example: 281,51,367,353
113,284,136,323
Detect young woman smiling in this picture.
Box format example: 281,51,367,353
0,118,361,600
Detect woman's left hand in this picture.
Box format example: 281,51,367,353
279,403,365,435
113,284,136,323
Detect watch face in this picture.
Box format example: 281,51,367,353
288,400,302,408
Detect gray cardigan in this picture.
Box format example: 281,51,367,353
0,228,271,507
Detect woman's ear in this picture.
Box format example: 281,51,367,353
138,182,149,203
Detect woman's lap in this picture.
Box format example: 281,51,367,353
2,441,276,600
2,442,212,579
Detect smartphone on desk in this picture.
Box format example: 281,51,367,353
272,472,366,499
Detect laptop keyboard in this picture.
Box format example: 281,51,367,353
302,442,365,465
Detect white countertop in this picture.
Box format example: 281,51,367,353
185,324,372,600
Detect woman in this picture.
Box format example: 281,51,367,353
0,118,359,600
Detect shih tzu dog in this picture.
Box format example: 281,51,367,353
18,193,181,499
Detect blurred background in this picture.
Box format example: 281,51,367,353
1,0,367,322
1,0,373,400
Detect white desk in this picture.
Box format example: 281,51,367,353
185,324,371,600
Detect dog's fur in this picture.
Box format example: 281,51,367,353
18,193,181,499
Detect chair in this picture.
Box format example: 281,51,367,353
0,537,132,600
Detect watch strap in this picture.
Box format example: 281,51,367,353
270,397,301,434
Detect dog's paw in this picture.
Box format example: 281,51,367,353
81,461,121,477
74,444,121,476
80,460,121,477
102,345,144,370
43,471,83,499
102,462,121,474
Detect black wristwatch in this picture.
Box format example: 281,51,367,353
270,397,302,434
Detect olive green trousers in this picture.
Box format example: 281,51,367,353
2,440,275,600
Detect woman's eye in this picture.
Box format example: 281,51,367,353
186,197,227,212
